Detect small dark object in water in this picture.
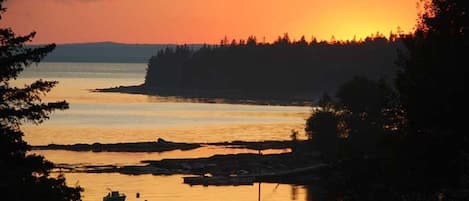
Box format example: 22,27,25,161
103,191,126,201
183,175,254,186
136,192,140,198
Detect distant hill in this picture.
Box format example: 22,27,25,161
33,42,202,63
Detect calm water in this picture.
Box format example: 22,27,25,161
62,173,311,201
15,62,313,201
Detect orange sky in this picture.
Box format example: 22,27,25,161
0,0,418,44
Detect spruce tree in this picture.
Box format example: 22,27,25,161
0,1,82,200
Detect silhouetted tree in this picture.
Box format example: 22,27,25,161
337,77,395,120
395,0,469,189
336,77,398,156
0,1,82,200
306,78,399,161
397,0,468,136
305,94,344,161
303,1,469,199
305,110,341,161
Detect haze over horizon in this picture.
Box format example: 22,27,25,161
2,0,418,44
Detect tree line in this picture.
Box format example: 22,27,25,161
144,33,403,101
304,0,469,200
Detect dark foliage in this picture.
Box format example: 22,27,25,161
305,93,343,161
395,0,469,189
305,77,399,161
304,1,469,200
336,77,400,157
145,34,401,101
0,1,82,200
305,110,341,162
396,0,469,136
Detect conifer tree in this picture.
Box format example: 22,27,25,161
0,1,82,200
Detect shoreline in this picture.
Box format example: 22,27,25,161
41,139,322,185
57,151,323,185
92,84,315,106
32,139,309,153
32,138,201,153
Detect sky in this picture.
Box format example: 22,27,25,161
1,0,418,44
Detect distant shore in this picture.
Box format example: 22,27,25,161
92,84,315,106
32,139,308,153
32,138,201,152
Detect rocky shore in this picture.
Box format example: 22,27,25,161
33,138,201,152
58,151,323,184
44,139,324,184
33,139,310,153
206,140,306,150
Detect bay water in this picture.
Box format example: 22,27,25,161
15,62,314,201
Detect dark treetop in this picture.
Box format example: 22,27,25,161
0,1,82,200
143,34,403,102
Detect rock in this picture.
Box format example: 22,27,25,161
157,138,169,143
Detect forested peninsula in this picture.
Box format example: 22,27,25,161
97,34,404,104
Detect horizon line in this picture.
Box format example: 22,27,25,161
28,30,412,46
29,41,210,46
